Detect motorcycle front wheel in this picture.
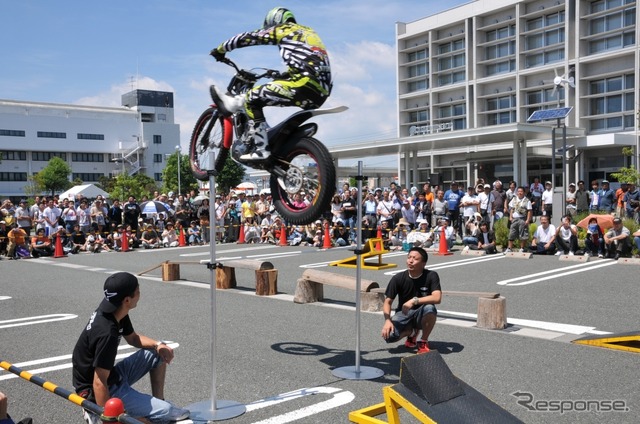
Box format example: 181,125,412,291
189,107,228,181
270,137,336,225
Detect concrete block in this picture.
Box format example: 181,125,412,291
504,252,532,259
461,249,486,256
617,257,640,266
559,254,589,262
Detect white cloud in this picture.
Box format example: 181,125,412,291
74,76,176,108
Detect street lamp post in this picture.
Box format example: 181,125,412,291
176,145,181,196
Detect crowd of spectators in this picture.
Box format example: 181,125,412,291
1,177,639,260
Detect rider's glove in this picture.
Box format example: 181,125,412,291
210,48,226,62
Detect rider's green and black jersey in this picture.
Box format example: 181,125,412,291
215,22,332,95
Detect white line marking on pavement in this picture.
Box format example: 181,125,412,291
384,254,505,275
0,314,77,329
0,296,11,301
180,245,277,257
247,387,354,424
497,260,616,286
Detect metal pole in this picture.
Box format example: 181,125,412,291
176,146,182,196
187,151,245,421
562,124,567,214
332,161,384,381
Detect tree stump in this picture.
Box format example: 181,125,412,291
477,296,507,329
162,263,180,281
294,279,323,303
255,269,278,296
216,266,236,289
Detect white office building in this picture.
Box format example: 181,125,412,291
0,89,180,198
330,0,638,189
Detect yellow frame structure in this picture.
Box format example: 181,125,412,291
349,386,436,424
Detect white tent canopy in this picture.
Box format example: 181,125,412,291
58,184,109,200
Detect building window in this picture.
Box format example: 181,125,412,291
408,79,428,93
154,154,163,163
588,74,635,131
0,151,27,160
72,173,103,182
37,131,67,139
486,25,515,42
72,153,104,162
0,172,28,182
408,110,430,123
77,133,105,140
0,129,26,137
32,152,67,161
154,173,163,181
407,63,428,78
486,60,516,76
586,1,635,54
407,49,428,62
153,135,162,144
157,114,167,122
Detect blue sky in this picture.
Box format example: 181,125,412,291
1,1,468,165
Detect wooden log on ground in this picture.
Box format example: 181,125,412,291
223,259,274,271
162,263,180,281
300,269,379,292
216,266,236,289
294,278,323,303
443,290,500,299
255,269,278,296
476,296,507,330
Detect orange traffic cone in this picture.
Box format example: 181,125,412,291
322,222,332,249
279,223,288,246
121,230,129,252
54,233,66,258
237,222,245,244
434,226,453,256
375,225,383,251
178,226,187,247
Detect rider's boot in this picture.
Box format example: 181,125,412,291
239,121,270,161
209,85,244,117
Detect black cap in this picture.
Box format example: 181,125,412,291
99,272,139,313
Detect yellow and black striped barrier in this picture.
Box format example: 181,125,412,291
0,360,142,424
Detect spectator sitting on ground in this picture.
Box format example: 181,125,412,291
433,217,456,251
69,224,87,254
473,221,498,254
267,216,284,244
162,222,179,247
141,224,160,249
112,225,125,251
260,212,274,243
30,227,53,258
555,215,578,256
187,220,202,245
407,219,432,248
529,215,556,255
312,228,323,247
332,220,350,247
126,224,141,249
390,218,410,249
85,226,110,253
462,213,482,249
584,217,605,258
6,224,29,260
244,217,261,244
603,217,632,260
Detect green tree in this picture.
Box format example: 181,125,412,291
23,175,45,198
108,174,158,201
162,152,198,196
216,156,246,194
610,147,640,184
36,157,72,196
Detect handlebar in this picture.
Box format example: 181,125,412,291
219,57,287,80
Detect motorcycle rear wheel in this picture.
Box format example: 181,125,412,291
270,137,335,225
189,107,228,181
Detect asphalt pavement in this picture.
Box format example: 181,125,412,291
1,242,639,423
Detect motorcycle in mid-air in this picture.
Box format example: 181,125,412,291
189,58,346,225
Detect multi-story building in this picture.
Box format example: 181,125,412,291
331,0,638,190
0,89,180,198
